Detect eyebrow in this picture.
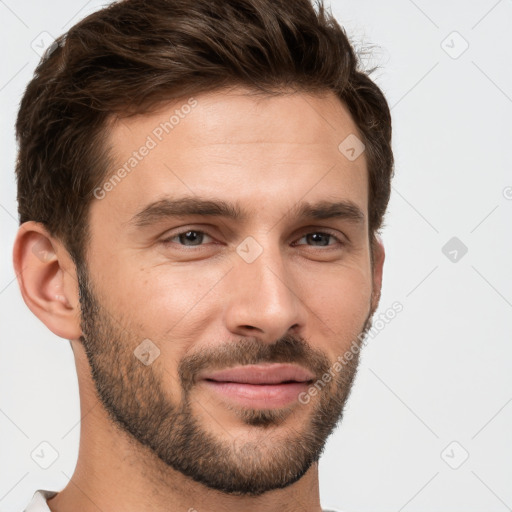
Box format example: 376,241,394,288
129,196,365,228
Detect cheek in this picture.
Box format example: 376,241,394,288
299,262,372,343
97,259,226,336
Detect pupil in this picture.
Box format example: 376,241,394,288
309,233,329,246
181,231,202,245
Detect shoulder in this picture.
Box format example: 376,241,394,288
22,489,58,511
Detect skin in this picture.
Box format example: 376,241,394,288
13,86,384,512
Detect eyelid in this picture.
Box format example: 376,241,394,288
295,223,348,240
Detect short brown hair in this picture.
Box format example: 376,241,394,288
15,0,394,265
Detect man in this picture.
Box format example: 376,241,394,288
13,0,394,510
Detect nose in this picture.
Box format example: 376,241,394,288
222,240,308,343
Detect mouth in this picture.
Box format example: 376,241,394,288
198,363,315,409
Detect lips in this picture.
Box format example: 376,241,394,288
199,363,315,385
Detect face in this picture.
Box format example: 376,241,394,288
78,87,381,496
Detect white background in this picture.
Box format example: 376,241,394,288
1,1,511,511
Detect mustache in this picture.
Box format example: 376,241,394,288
178,334,332,393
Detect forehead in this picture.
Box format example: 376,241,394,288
108,88,365,150
94,88,368,227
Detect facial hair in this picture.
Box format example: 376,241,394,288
76,263,376,496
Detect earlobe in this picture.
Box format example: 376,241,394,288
13,222,82,340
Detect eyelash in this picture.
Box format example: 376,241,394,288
160,229,346,250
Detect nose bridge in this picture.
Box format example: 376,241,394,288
223,234,305,338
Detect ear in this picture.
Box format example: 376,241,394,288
370,234,385,314
13,221,82,340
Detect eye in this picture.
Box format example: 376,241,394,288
159,228,345,251
294,231,344,248
162,230,214,247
